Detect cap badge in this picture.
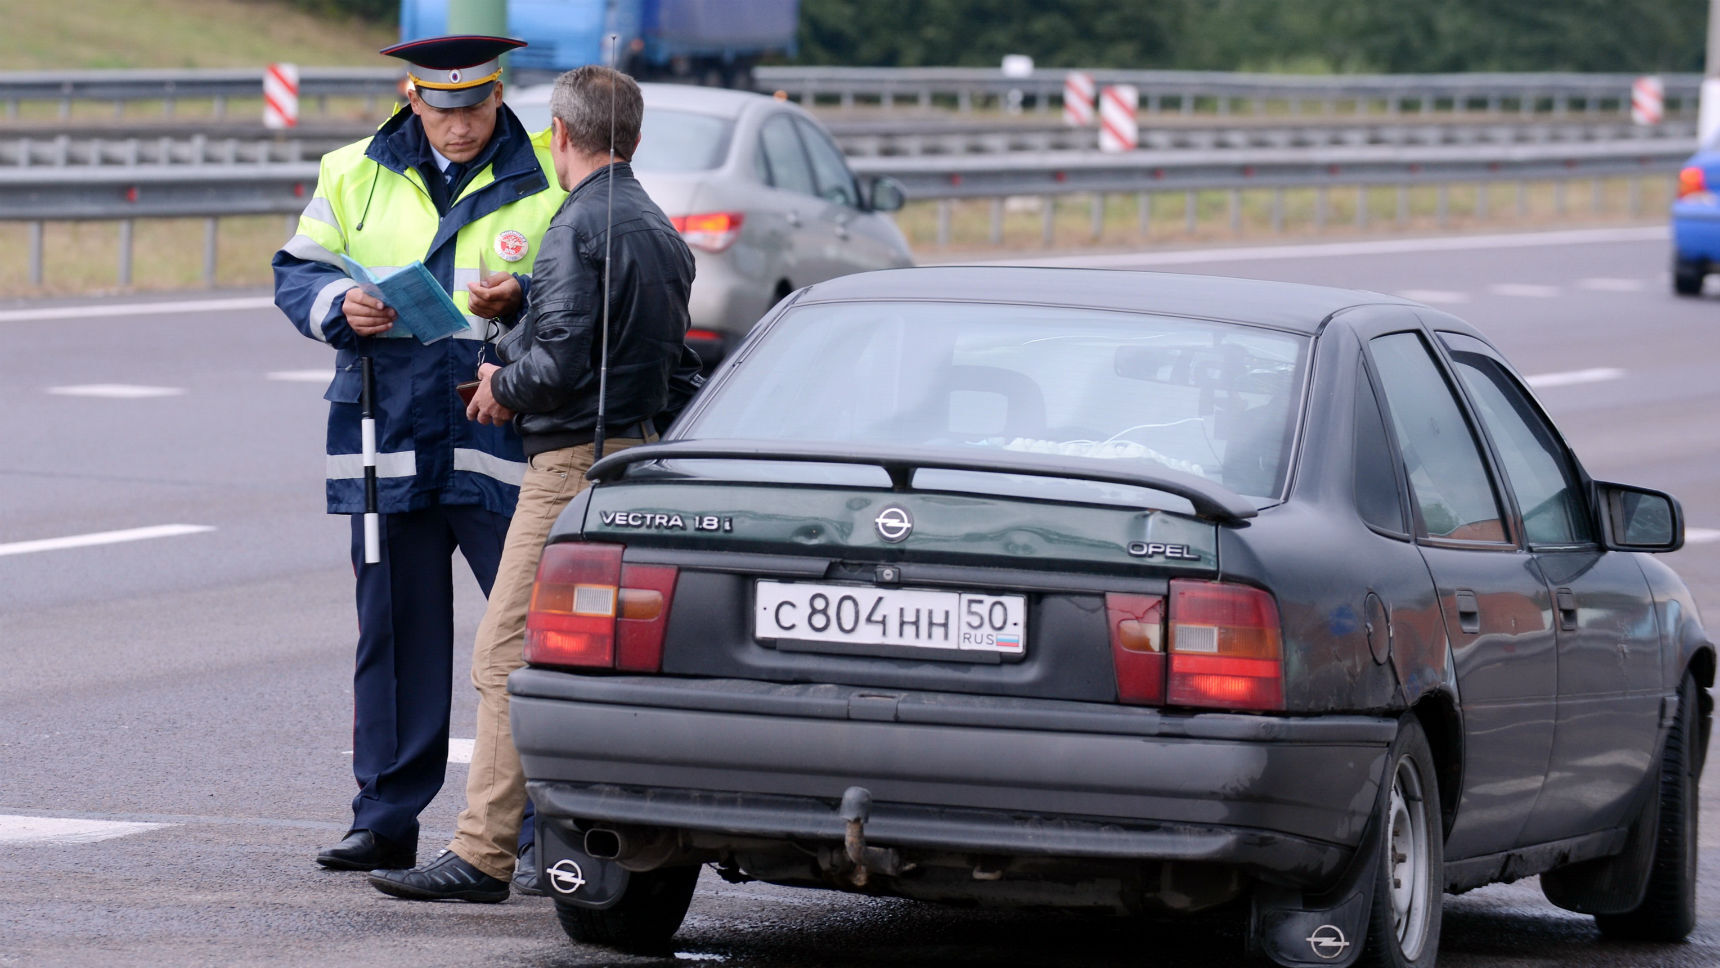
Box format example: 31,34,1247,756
448,69,463,83
495,230,529,263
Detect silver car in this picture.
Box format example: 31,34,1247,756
510,82,914,362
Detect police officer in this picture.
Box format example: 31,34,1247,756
271,35,564,877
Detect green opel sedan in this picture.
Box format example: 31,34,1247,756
509,267,1711,968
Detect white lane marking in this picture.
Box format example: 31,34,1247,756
47,384,184,399
0,296,276,323
1577,277,1646,292
964,225,1668,269
1524,367,1626,389
268,370,333,382
1489,283,1561,298
448,738,474,764
0,524,215,558
0,815,170,845
1396,289,1470,304
1686,528,1720,545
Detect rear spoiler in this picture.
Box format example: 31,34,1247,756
585,438,1258,524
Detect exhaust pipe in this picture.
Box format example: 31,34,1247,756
582,825,679,871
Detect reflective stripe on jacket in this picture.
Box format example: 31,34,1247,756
272,107,565,515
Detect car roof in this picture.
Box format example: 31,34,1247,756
794,266,1420,334
637,82,774,119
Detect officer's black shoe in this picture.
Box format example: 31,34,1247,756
512,843,545,897
317,829,416,871
368,849,510,903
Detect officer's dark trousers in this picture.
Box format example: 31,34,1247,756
347,506,534,851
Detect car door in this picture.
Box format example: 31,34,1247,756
753,111,829,288
1440,332,1662,842
791,115,910,275
1367,327,1559,861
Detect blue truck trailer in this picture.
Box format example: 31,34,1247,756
400,0,798,88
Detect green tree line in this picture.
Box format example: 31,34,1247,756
288,0,1710,73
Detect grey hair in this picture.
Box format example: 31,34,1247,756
549,65,643,161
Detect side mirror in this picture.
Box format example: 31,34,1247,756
1596,481,1684,552
867,176,907,213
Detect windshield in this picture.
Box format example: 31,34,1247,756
682,301,1309,502
509,100,732,172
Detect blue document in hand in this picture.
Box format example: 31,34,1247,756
341,254,469,344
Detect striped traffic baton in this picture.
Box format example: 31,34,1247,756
359,355,380,564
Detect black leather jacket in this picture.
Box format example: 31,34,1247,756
491,161,699,457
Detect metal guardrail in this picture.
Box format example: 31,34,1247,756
0,141,1683,287
5,118,1698,167
0,67,1700,120
756,66,1703,117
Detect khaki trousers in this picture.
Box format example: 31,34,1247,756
448,439,642,880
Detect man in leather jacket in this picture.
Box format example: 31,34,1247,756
369,64,701,903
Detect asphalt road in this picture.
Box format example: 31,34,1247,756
2,224,1718,968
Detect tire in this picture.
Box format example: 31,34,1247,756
553,864,700,953
1673,258,1704,296
1595,675,1700,942
1361,716,1443,968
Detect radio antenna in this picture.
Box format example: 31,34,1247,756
592,34,619,461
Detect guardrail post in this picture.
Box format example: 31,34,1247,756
1356,185,1368,228
1554,179,1567,215
28,221,43,287
4,98,15,121
1592,177,1604,213
919,88,931,110
1137,191,1150,235
1477,182,1490,219
990,197,1004,245
1042,195,1055,247
204,217,218,285
937,199,952,247
214,94,226,119
1185,190,1197,233
118,219,133,287
1517,180,1528,216
1228,189,1241,233
1629,176,1643,215
1437,184,1449,227
957,89,971,113
1091,193,1104,239
1315,187,1328,231
1396,185,1408,224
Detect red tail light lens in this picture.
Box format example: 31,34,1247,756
670,212,745,252
525,543,677,671
685,327,724,343
1678,166,1708,199
1106,593,1166,705
1166,579,1284,711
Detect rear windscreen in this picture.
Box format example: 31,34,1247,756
684,301,1310,502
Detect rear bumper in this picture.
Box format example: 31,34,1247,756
511,671,1396,887
1672,202,1720,261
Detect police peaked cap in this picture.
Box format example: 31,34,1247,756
380,35,525,109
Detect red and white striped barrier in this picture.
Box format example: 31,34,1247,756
264,62,300,130
1098,84,1139,152
1631,75,1663,126
1063,71,1094,127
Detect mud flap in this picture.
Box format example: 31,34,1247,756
538,820,632,909
1248,815,1381,968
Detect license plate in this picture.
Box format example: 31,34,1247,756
755,581,1025,655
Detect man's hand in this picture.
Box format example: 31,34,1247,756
467,271,522,320
342,288,396,336
466,362,515,426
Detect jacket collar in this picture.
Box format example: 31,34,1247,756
566,161,636,200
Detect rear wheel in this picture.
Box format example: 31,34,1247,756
1673,257,1704,296
553,865,700,953
1595,674,1700,942
1362,716,1443,968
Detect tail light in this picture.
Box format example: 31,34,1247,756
1166,579,1284,712
1106,593,1166,705
524,542,678,672
685,327,724,343
671,212,744,252
1679,166,1708,199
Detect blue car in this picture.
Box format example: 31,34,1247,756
1672,138,1720,294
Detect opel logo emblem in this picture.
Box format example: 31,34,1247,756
1305,924,1351,959
874,506,913,543
547,858,587,895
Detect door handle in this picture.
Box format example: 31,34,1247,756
834,223,851,240
785,211,801,228
1556,587,1578,631
1454,590,1480,635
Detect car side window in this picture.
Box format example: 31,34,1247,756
1354,361,1409,536
1448,352,1593,546
1368,332,1509,544
793,116,859,208
758,114,816,197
